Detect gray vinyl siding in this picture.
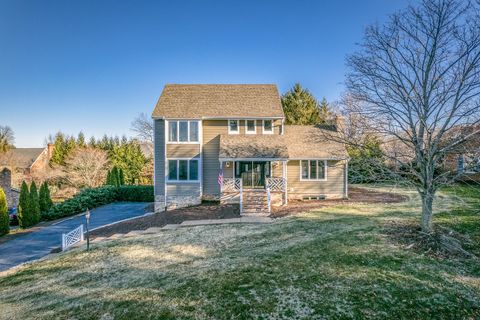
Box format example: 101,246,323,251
287,160,346,199
167,183,201,197
154,119,165,197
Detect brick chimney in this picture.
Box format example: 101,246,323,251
47,143,54,160
335,115,345,133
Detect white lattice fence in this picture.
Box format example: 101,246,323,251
266,178,286,191
62,225,84,251
222,178,242,192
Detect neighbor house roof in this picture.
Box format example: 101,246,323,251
152,84,285,119
0,148,46,168
284,125,348,159
219,135,289,160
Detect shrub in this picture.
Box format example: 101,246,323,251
29,181,41,224
116,185,154,202
42,185,153,221
18,181,33,228
0,187,9,236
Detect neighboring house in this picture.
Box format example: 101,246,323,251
0,145,54,208
444,125,480,181
151,84,348,214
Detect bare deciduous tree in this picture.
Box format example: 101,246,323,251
131,113,153,142
0,126,15,152
345,0,480,232
63,147,109,188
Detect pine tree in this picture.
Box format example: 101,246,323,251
29,181,41,224
0,187,9,236
50,132,66,165
119,168,125,185
111,167,119,187
105,169,111,185
281,83,322,125
18,181,31,228
318,98,333,124
88,136,97,148
77,132,86,148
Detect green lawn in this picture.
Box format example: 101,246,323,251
0,185,479,319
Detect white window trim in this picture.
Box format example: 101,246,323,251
228,119,240,134
166,158,200,183
262,119,274,134
299,160,327,181
245,119,256,134
166,120,200,144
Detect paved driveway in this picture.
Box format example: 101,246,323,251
0,202,148,272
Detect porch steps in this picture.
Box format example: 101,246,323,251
242,190,270,216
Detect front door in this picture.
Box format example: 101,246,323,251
236,161,270,188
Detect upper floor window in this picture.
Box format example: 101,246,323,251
168,121,199,143
246,120,256,134
263,119,273,134
228,120,239,134
301,160,327,181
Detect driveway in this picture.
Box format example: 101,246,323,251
0,202,148,272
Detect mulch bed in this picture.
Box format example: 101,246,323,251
90,187,407,238
90,203,240,238
271,187,408,217
382,220,477,259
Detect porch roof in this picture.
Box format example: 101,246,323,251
219,135,289,160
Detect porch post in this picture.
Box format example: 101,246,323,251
283,160,288,205
219,160,223,193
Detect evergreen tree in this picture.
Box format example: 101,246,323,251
318,98,333,124
18,181,31,228
29,181,41,224
50,132,66,165
0,187,9,236
77,132,86,148
105,169,111,185
119,168,125,185
88,136,97,148
281,83,322,125
39,182,53,213
111,166,119,187
111,142,148,184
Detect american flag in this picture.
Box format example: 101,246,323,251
217,169,224,187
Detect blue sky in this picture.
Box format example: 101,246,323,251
0,0,410,147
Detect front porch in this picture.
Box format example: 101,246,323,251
220,159,288,215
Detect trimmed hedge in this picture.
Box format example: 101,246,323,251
42,185,153,221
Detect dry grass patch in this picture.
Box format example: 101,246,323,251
0,185,479,319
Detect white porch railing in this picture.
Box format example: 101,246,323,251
266,187,271,213
222,178,242,192
62,225,84,251
266,177,286,192
222,178,243,213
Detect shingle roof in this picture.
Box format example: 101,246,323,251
219,126,347,160
152,84,285,119
284,125,348,159
0,148,45,168
219,135,289,160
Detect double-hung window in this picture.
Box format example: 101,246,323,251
168,159,199,181
246,120,256,134
228,120,239,134
300,160,326,180
263,119,273,134
168,121,199,143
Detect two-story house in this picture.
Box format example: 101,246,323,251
152,84,348,215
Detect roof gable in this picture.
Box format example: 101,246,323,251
152,84,285,119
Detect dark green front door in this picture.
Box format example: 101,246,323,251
236,161,270,188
